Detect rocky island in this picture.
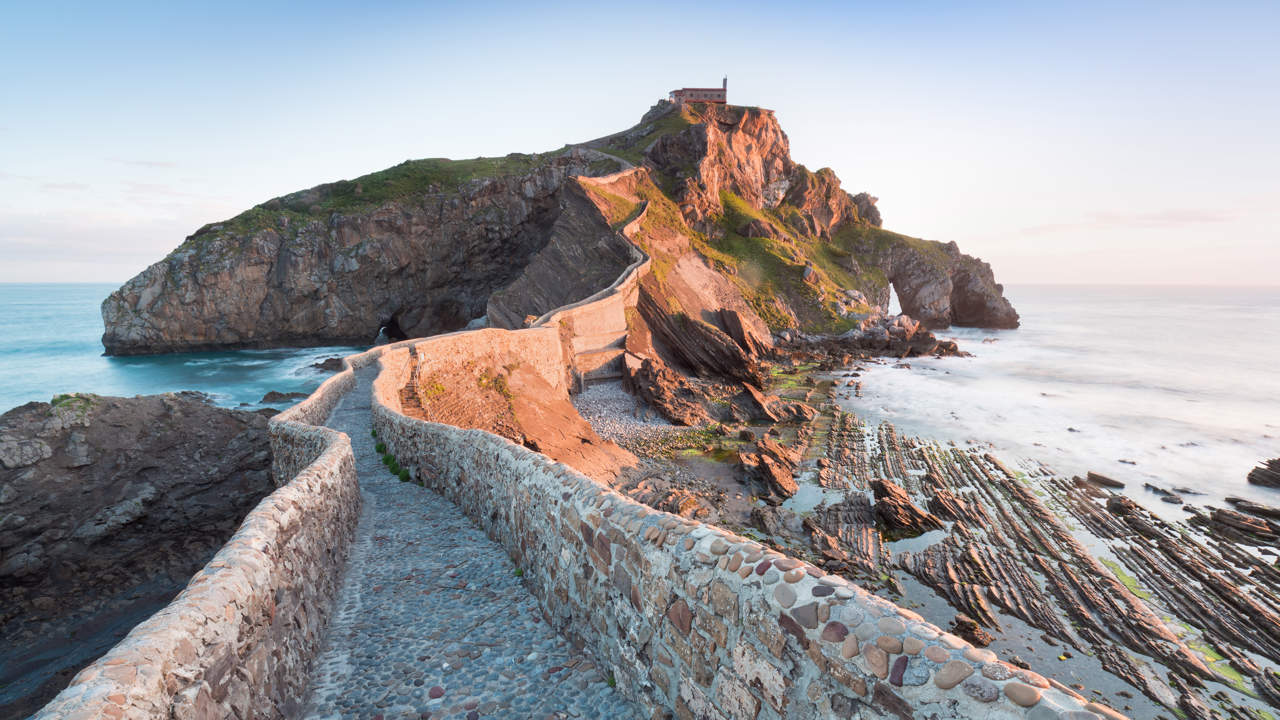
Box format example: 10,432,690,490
25,100,1278,720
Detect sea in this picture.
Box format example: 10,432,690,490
0,283,365,413
2,282,1277,514
852,284,1280,517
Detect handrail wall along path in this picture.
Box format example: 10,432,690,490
370,279,1127,718
34,342,417,719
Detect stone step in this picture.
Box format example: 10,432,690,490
576,347,626,380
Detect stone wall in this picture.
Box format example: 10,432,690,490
411,327,568,396
371,337,1125,720
30,344,410,719
37,208,1121,719
533,200,651,385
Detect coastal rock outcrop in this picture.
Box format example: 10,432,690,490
850,238,1020,329
0,393,272,718
102,149,624,354
1249,458,1280,489
103,101,1016,356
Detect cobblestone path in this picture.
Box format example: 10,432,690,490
302,368,642,720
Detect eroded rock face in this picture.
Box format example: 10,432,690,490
102,149,623,355
856,239,1020,330
645,103,1017,331
485,181,638,329
0,393,273,718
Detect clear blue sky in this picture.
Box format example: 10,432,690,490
2,0,1276,285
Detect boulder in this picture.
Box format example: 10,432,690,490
1248,458,1280,489
621,353,711,427
871,478,944,539
739,437,800,503
1087,471,1125,489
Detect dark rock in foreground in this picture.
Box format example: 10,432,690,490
0,393,273,718
1249,457,1280,488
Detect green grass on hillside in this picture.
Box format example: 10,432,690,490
198,152,565,239
595,107,696,166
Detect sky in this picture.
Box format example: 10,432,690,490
1,0,1277,285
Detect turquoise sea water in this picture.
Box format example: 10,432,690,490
3,283,1278,513
0,283,365,413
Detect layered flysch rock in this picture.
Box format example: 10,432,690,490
0,393,273,718
103,101,1018,355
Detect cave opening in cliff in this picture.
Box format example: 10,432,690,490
379,316,407,343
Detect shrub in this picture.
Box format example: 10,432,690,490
371,429,377,437
375,442,386,454
398,468,410,482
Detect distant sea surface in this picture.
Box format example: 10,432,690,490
4,283,1278,511
853,284,1280,515
0,283,365,413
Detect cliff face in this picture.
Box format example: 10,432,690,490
102,150,624,354
633,103,1018,330
0,393,272,718
103,102,1016,355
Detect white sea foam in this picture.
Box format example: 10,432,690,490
840,284,1280,517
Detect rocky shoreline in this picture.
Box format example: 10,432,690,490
0,393,275,719
573,345,1280,719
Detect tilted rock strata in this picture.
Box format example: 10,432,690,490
0,393,272,718
1249,458,1280,488
484,179,639,329
371,334,1120,720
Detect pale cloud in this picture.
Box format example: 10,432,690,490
111,158,178,169
41,181,90,192
1018,209,1233,237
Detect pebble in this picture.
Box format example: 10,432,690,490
924,645,950,664
820,622,848,643
934,660,974,690
982,662,1014,681
875,635,903,654
862,643,889,679
962,676,999,703
1003,681,1043,707
876,617,906,635
888,655,908,686
963,647,997,664
773,584,797,608
792,603,819,629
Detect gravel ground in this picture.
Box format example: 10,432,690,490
302,368,642,720
572,380,684,447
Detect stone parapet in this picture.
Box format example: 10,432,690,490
30,343,416,719
370,337,1121,719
